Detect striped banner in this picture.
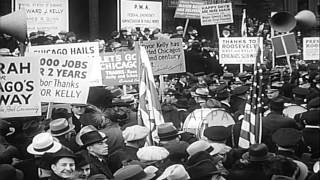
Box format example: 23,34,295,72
238,45,263,148
138,46,164,134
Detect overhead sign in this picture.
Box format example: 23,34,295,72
219,37,263,64
120,0,162,31
303,37,320,60
200,3,233,26
141,38,186,75
174,0,206,19
100,51,139,86
15,0,68,35
0,57,41,118
27,42,102,86
38,55,93,104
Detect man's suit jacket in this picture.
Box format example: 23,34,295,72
81,150,113,179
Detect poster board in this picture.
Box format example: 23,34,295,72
120,0,162,31
219,37,263,64
141,38,186,75
15,0,69,35
0,57,41,118
27,42,102,86
303,37,320,60
38,54,93,104
200,2,233,26
100,50,139,86
174,0,206,19
271,33,299,58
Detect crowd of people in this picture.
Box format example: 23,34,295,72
1,14,320,180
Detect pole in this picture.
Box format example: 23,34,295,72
216,24,220,38
183,19,190,38
46,102,53,119
240,64,243,73
117,0,120,31
280,36,292,73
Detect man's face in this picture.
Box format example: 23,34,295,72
51,157,75,178
78,164,90,179
88,139,109,156
71,105,86,115
267,90,279,99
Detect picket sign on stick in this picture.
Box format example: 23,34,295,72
280,36,292,73
183,19,190,38
216,24,220,38
46,102,53,119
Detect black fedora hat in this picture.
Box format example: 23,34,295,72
242,143,275,162
80,131,107,147
43,147,76,166
51,108,72,120
186,159,222,179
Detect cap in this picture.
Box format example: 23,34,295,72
272,128,302,148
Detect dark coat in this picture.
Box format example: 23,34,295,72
230,95,246,115
71,114,82,133
294,110,320,129
262,112,299,152
123,145,139,161
80,150,113,179
185,49,207,74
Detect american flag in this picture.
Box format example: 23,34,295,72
138,45,164,143
241,9,247,37
238,43,263,148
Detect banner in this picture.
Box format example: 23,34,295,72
38,55,93,104
15,0,68,35
0,57,41,118
120,0,162,31
200,3,233,26
141,38,186,75
271,33,299,58
219,37,263,64
27,42,101,86
100,50,139,86
174,0,206,19
303,37,320,60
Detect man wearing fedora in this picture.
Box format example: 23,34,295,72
262,98,299,153
44,147,76,180
71,103,88,133
79,130,113,179
156,123,184,147
49,118,79,152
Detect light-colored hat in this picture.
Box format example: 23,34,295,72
49,118,75,136
137,146,169,162
190,87,211,98
27,132,62,155
176,26,183,31
187,140,214,157
157,164,190,180
123,125,149,142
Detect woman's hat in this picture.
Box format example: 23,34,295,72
49,118,75,137
80,130,107,147
27,132,62,155
157,123,183,141
242,143,275,162
113,164,156,180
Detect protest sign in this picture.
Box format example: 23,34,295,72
271,33,299,58
38,54,93,104
303,37,320,60
27,42,102,86
200,3,233,26
141,38,186,75
100,50,139,86
15,0,68,35
219,37,263,64
120,0,162,31
174,0,206,19
0,57,41,118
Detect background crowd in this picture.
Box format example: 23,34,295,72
0,14,320,180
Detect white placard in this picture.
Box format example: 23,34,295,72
0,57,41,118
15,0,68,35
120,0,162,31
200,3,233,26
219,37,263,64
38,54,93,104
303,37,320,60
27,42,102,86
